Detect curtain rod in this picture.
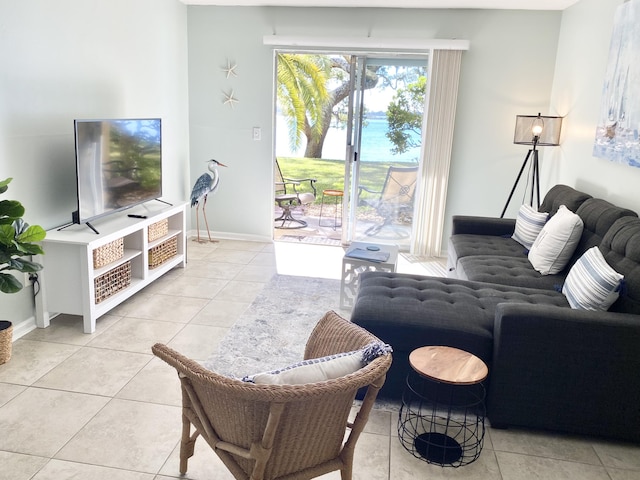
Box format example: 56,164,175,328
263,35,470,51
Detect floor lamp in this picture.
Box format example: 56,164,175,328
501,113,563,218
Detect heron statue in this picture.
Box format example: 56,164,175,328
190,159,227,243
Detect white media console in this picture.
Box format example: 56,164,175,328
35,201,187,333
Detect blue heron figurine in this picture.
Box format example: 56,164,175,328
190,159,227,243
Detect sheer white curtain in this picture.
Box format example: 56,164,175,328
411,49,463,257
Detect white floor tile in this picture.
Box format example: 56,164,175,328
0,387,109,457
55,398,181,474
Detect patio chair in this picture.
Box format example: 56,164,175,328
274,159,317,229
358,165,418,236
151,310,392,480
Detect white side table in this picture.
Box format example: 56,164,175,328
340,242,399,309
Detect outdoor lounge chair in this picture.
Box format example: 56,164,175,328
358,165,418,236
152,310,392,480
274,159,317,229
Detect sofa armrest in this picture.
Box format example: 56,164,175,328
488,303,640,441
451,215,516,236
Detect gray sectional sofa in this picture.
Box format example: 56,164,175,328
351,185,640,442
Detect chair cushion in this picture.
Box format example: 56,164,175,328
298,192,315,205
242,342,392,385
562,246,624,311
512,204,549,250
529,205,584,275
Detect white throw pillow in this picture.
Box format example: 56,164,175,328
242,342,392,385
528,205,584,275
562,246,624,311
512,204,549,250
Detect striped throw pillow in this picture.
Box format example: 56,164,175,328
512,204,549,250
562,246,624,310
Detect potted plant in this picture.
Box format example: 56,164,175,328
0,177,46,364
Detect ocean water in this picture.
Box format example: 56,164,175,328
276,116,421,164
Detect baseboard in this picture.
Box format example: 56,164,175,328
11,317,37,340
187,229,272,244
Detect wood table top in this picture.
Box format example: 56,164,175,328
409,346,488,385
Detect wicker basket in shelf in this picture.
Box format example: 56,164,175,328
148,218,169,242
94,261,132,304
149,236,178,269
93,238,124,269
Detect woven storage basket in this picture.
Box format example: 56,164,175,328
149,236,178,269
93,238,124,269
0,321,13,365
148,219,169,242
94,261,132,304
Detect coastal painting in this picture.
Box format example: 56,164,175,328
593,0,640,168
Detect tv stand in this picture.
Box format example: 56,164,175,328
57,220,100,234
155,198,173,206
85,221,99,235
35,202,187,333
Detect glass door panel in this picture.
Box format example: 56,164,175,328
346,57,427,250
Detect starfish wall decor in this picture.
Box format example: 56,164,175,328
223,89,239,108
222,59,238,78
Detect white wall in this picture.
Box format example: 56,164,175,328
0,0,189,333
549,0,640,212
186,7,562,243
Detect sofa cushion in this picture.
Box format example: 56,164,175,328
528,205,584,275
567,198,638,269
538,184,592,215
456,255,566,290
512,204,549,250
562,246,624,311
599,216,640,314
449,235,527,264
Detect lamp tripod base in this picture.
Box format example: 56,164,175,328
500,148,540,218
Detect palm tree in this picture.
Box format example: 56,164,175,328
277,53,331,154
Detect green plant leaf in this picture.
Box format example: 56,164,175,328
16,242,44,256
16,224,46,243
0,224,15,246
0,178,12,194
0,272,22,293
0,200,25,220
8,257,42,272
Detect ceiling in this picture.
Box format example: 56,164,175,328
180,0,580,10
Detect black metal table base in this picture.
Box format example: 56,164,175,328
398,370,485,467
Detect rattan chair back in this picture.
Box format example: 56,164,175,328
152,310,392,480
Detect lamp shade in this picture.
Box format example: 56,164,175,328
514,114,563,146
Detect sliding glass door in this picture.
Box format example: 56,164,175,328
344,56,427,249
274,52,427,249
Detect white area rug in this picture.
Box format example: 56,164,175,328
203,274,344,378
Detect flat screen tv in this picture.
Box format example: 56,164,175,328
73,118,162,229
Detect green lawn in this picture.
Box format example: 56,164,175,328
277,157,415,205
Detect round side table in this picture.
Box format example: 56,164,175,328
319,189,343,229
398,346,488,467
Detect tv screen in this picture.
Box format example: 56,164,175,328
74,118,162,224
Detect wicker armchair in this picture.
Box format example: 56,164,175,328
152,310,392,480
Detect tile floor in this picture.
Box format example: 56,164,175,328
1,239,640,480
